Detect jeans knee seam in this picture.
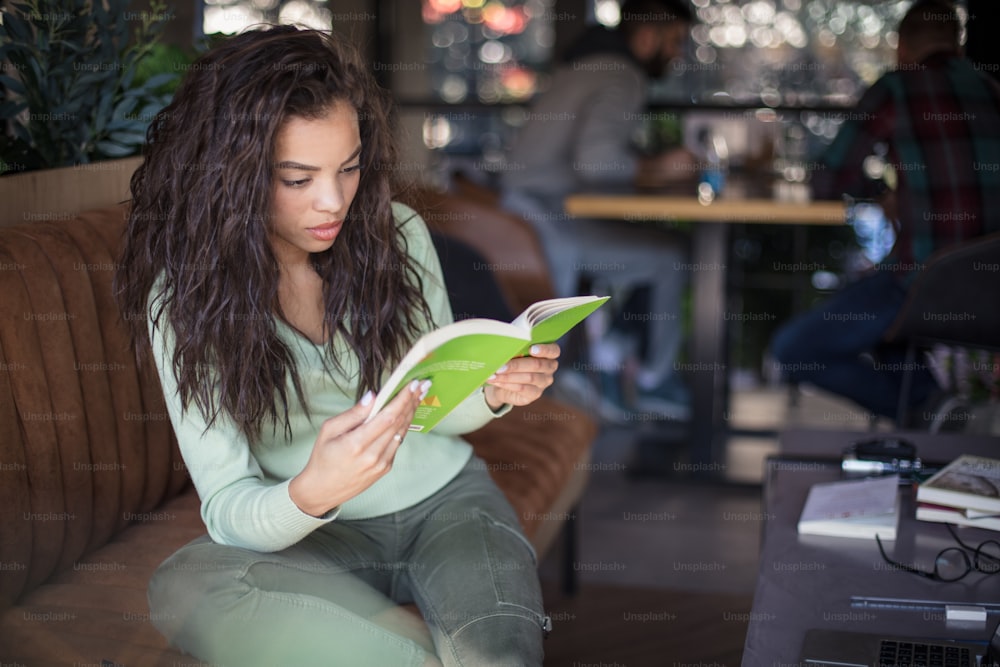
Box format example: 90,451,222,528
451,610,545,641
477,509,537,562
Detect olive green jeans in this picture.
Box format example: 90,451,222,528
148,457,548,666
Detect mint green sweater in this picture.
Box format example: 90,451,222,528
148,203,506,552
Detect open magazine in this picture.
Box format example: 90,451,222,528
365,295,610,432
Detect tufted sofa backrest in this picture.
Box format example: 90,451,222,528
0,205,187,608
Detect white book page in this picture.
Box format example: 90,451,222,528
511,295,605,329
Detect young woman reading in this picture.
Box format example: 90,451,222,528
116,25,558,667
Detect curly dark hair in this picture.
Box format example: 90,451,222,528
115,25,432,443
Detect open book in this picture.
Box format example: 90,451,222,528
366,295,610,432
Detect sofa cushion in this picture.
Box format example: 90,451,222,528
0,489,206,665
468,399,594,541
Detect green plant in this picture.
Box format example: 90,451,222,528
0,0,178,173
135,41,192,96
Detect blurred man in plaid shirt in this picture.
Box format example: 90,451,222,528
770,0,1000,422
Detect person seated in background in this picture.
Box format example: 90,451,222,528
769,0,1000,423
498,0,696,421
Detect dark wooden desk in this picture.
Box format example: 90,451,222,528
564,180,845,472
742,429,1000,666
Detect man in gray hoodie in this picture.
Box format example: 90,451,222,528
500,0,694,420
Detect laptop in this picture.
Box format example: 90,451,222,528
798,621,1000,667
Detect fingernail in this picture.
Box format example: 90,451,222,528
486,374,496,382
420,379,432,399
530,345,540,355
409,379,420,393
497,364,508,373
361,390,374,406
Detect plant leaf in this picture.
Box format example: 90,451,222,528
95,89,114,131
11,121,31,144
141,72,177,90
0,100,28,119
0,74,27,95
109,130,147,145
121,61,136,90
1,11,32,43
95,140,135,157
111,95,138,119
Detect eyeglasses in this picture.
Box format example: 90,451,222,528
875,525,1000,583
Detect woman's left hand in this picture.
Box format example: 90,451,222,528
484,343,560,410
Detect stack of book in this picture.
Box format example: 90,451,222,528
916,455,1000,532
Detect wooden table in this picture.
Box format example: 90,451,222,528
564,179,845,474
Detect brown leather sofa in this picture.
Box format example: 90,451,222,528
0,199,596,665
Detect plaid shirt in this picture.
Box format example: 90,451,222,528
813,51,1000,277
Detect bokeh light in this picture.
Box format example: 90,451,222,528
659,0,908,107
425,0,551,111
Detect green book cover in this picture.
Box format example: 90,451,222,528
367,295,610,432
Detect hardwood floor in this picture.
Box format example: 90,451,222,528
532,420,761,666
533,382,886,665
540,581,752,666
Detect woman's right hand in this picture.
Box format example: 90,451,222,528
289,379,430,517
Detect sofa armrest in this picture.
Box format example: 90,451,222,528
463,397,596,558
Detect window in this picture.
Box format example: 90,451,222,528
657,0,913,107
423,0,554,105
201,0,337,35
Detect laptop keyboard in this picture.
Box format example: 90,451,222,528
878,639,972,667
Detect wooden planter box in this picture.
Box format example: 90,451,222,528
0,156,142,228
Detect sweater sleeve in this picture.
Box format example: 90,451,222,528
571,62,644,187
147,299,338,553
392,202,513,436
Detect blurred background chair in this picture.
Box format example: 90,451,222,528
883,231,1000,431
